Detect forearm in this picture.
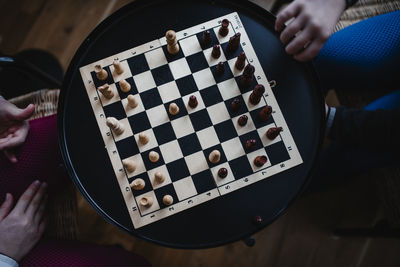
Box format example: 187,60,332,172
328,106,400,151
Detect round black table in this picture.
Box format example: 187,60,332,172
58,0,325,248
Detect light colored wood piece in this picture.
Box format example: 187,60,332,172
166,30,179,55
113,60,124,75
94,64,108,80
168,102,179,115
138,132,149,145
149,151,159,163
122,159,136,173
106,117,124,135
154,172,165,183
162,195,173,206
139,196,153,207
209,150,221,164
127,94,138,108
98,83,113,99
119,79,131,93
130,178,145,191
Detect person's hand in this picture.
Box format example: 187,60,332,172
275,0,346,61
0,97,35,163
0,181,47,262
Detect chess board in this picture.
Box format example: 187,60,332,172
79,12,303,229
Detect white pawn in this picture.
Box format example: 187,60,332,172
138,132,149,145
127,95,138,108
119,79,131,93
169,102,179,115
113,60,124,75
106,117,124,135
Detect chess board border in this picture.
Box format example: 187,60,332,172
79,12,303,229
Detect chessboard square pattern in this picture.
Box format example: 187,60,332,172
258,124,282,147
221,41,245,60
189,109,213,131
124,153,146,178
141,147,164,170
128,112,151,134
218,78,241,100
148,165,172,189
206,102,230,125
200,85,223,107
229,155,253,179
154,183,179,209
210,61,234,83
247,148,271,172
122,95,143,117
203,144,227,167
221,137,246,161
171,115,194,139
196,126,220,150
233,112,257,136
239,130,264,153
191,169,215,194
182,91,206,114
214,120,237,143
175,75,198,96
133,71,156,92
129,172,152,196
136,190,160,215
115,135,140,160
243,90,266,112
166,158,190,182
186,52,209,73
115,77,137,99
177,133,202,157
211,162,235,186
140,88,163,110
169,58,191,80
162,45,185,63
203,46,227,67
145,47,168,69
193,68,216,90
159,140,183,164
134,129,158,153
103,101,126,121
127,54,150,76
250,107,274,129
153,122,176,145
184,151,208,175
224,95,248,118
164,98,188,121
110,60,132,83
151,65,174,86
196,29,218,50
179,35,202,56
173,176,197,201
227,58,244,77
145,104,169,128
157,81,181,103
265,141,290,166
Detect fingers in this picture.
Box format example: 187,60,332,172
26,182,47,219
13,180,41,214
285,29,313,55
280,15,307,45
3,150,17,163
10,104,35,121
33,195,47,225
293,38,325,62
0,121,30,151
0,193,14,221
275,2,301,32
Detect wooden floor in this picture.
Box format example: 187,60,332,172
1,1,400,266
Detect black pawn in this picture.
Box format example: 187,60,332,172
230,98,241,112
235,52,246,70
219,19,230,37
211,44,221,59
215,62,225,76
249,84,265,105
202,30,212,47
227,32,241,54
239,64,255,89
